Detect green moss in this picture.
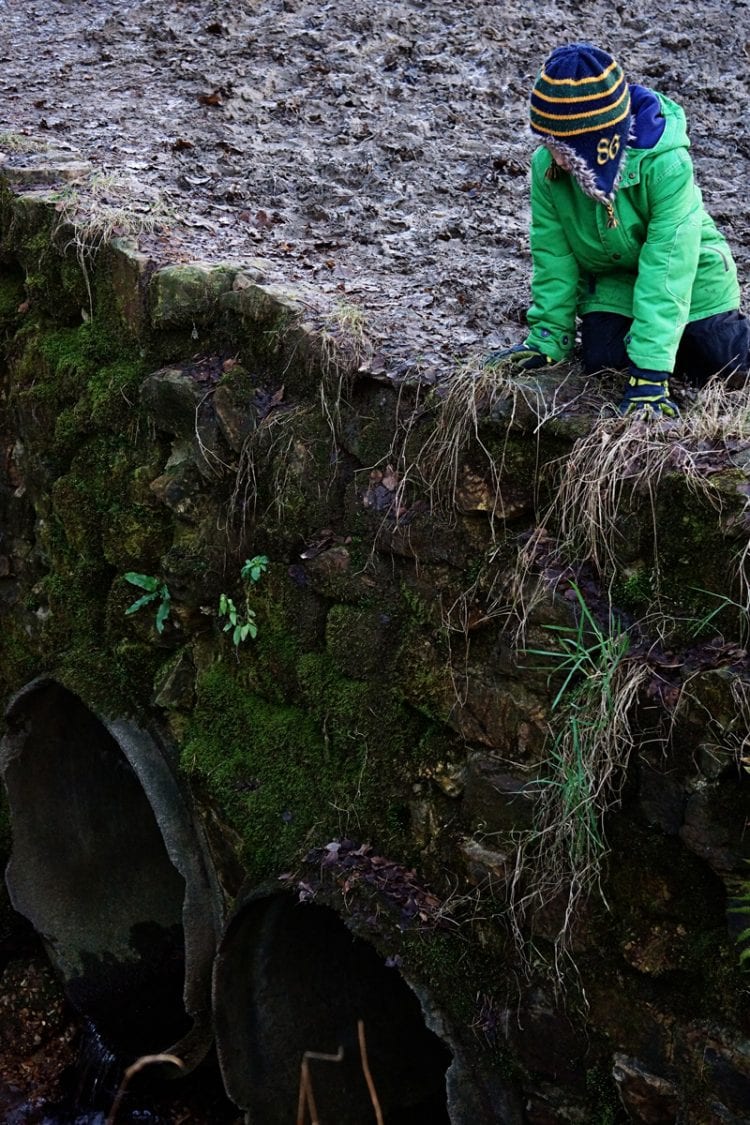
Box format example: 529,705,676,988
9,319,148,481
0,616,43,703
401,927,514,1064
325,602,399,679
610,567,654,616
181,651,432,881
400,579,438,629
5,199,87,321
296,650,422,764
585,1065,622,1125
0,267,25,337
181,663,341,879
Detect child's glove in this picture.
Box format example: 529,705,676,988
619,369,679,418
484,344,553,372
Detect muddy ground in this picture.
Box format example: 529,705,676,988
3,0,750,379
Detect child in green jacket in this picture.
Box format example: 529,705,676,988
491,42,749,416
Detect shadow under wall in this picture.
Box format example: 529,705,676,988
213,892,452,1124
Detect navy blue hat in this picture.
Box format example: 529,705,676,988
530,43,631,204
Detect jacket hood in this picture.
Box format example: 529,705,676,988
629,84,666,148
621,90,689,185
629,88,688,154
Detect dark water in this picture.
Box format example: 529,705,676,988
1,1019,238,1125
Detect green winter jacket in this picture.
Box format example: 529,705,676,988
524,93,740,373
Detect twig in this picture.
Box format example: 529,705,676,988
358,1019,384,1125
106,1053,184,1125
295,1044,344,1125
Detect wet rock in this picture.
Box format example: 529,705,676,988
637,762,686,835
213,373,257,453
455,462,533,520
683,1029,750,1120
0,148,91,188
612,1054,680,1124
398,631,548,754
425,759,466,799
150,262,237,329
149,444,206,521
0,957,76,1104
460,837,512,887
523,1086,590,1124
679,783,750,875
513,989,588,1085
141,367,211,436
302,545,379,601
621,921,690,975
106,236,152,335
379,507,484,568
462,752,537,833
153,649,197,712
410,792,450,852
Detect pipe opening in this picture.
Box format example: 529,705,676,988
214,893,452,1124
1,681,195,1058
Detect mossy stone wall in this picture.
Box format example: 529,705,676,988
1,168,749,1124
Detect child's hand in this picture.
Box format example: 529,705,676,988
484,344,553,371
619,369,679,418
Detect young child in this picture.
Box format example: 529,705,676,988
490,42,749,416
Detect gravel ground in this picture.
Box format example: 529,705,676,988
3,0,750,377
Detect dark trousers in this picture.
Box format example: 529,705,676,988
581,310,750,387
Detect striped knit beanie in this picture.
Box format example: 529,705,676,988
530,43,631,208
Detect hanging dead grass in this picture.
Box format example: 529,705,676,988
229,403,315,545
508,583,652,979
511,377,750,642
356,360,592,569
51,171,172,316
403,360,587,526
316,300,373,448
502,379,750,980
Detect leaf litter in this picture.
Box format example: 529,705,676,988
2,0,748,382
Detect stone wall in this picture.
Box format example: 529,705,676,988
1,152,749,1123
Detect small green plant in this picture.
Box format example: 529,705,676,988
218,555,270,647
219,594,257,646
687,586,745,639
525,583,630,710
513,582,649,972
727,863,750,971
241,554,270,583
123,572,171,634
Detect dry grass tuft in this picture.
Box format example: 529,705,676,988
508,583,651,977
52,171,172,315
406,360,587,524
229,404,314,545
510,377,750,641
54,171,172,253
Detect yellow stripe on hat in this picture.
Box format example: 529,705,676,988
532,103,631,137
531,85,629,122
532,77,627,105
539,58,620,86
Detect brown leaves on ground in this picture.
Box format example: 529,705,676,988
296,838,449,930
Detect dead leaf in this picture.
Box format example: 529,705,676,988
381,464,400,490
